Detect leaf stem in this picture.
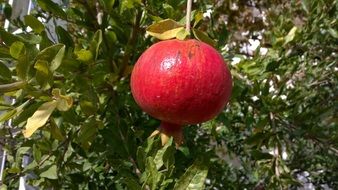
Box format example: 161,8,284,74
185,0,193,34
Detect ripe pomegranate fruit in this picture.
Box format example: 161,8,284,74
131,39,232,146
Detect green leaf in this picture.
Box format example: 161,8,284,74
7,167,20,174
40,31,54,50
193,11,204,27
50,117,65,141
15,147,31,162
23,101,58,138
0,100,30,122
145,136,162,157
245,132,271,147
23,160,38,172
0,109,17,122
136,147,146,171
10,41,25,59
283,26,298,46
153,138,174,169
37,0,67,20
3,3,11,18
250,150,273,160
56,26,74,48
75,49,93,62
77,119,98,149
18,33,42,44
50,45,65,71
36,44,65,71
13,102,42,126
101,0,115,12
80,100,97,116
0,46,11,58
0,61,12,81
328,28,338,39
145,157,163,190
176,28,189,41
90,30,103,60
40,165,58,179
192,29,216,47
121,0,141,11
34,60,52,89
0,28,23,46
24,15,45,34
174,158,209,190
301,0,310,14
123,178,142,190
146,19,184,40
32,144,42,162
16,53,30,80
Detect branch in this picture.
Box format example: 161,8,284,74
119,9,143,77
276,115,338,156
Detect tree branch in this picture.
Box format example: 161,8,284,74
119,9,143,77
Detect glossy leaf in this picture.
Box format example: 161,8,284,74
50,45,65,71
174,158,209,190
36,44,65,71
37,0,67,19
153,138,174,169
9,41,25,59
24,15,45,34
34,59,52,89
56,26,74,48
40,165,58,179
0,28,23,46
0,61,11,81
192,29,216,47
90,30,103,60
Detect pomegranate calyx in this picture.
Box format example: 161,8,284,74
149,122,183,148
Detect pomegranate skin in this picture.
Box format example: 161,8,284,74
131,39,232,125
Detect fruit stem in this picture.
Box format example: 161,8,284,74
185,0,193,34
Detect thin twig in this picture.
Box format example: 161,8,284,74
38,138,68,167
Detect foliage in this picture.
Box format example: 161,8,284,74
0,0,337,189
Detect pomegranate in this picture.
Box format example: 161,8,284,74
131,39,232,146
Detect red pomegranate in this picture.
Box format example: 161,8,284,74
131,39,232,146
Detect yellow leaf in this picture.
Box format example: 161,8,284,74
147,27,185,40
23,101,57,138
146,19,184,40
283,26,298,46
52,88,73,111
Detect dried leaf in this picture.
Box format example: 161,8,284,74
52,88,73,111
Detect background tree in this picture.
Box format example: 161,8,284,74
0,0,337,189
